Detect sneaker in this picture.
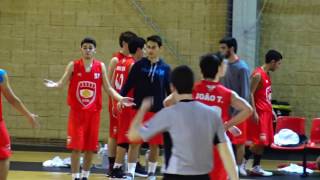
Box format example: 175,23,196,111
239,163,247,176
250,165,273,176
106,167,113,177
110,167,126,179
74,179,80,180
125,173,134,180
147,172,157,180
81,178,88,180
135,162,148,177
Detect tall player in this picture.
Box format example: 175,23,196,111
110,37,147,179
244,50,283,176
219,37,251,176
120,35,171,180
0,69,39,180
164,53,252,180
107,31,137,174
44,37,132,180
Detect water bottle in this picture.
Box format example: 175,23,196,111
101,144,109,169
95,144,109,169
145,150,150,172
123,153,128,172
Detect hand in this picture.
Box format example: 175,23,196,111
252,111,259,124
141,97,153,111
259,134,267,142
43,79,58,88
111,105,118,118
28,113,40,128
119,97,135,109
228,126,242,137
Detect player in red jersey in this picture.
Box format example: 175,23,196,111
110,37,148,179
44,37,132,180
244,50,283,177
164,53,252,180
0,69,39,180
106,31,137,173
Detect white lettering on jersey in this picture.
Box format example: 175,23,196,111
115,73,124,91
116,66,126,72
195,93,224,103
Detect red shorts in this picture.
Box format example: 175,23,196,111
117,107,134,144
247,111,274,146
0,120,11,160
108,98,119,139
228,119,247,145
117,108,163,145
67,109,101,151
209,146,227,180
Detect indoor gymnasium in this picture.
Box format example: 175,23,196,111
0,0,320,180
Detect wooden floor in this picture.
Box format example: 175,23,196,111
7,151,320,180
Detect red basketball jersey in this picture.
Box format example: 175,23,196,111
112,56,135,93
251,67,272,112
193,80,232,122
67,59,103,111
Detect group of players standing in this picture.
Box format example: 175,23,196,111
0,30,283,180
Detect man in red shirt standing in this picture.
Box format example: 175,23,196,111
164,53,252,180
44,37,132,180
110,37,148,179
106,31,137,174
245,49,283,176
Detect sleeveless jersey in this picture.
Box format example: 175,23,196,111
251,67,272,112
67,59,103,111
112,55,135,94
193,80,232,122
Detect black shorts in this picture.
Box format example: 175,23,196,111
163,173,209,180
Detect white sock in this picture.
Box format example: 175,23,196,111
128,162,137,177
113,163,122,168
81,170,90,178
148,162,157,174
71,173,80,179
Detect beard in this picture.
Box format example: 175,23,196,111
224,50,231,58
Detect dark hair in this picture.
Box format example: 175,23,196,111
265,49,283,63
147,35,162,47
200,52,224,79
219,37,237,53
128,37,146,54
170,65,194,94
81,37,96,47
119,31,137,48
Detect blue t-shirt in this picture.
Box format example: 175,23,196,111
0,69,6,84
120,57,171,112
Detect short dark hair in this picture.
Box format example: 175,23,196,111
219,37,237,53
170,65,194,94
147,35,162,47
119,31,137,48
200,52,224,79
128,37,146,54
81,37,96,47
265,49,283,63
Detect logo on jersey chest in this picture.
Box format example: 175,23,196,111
206,85,216,91
76,81,96,107
266,86,272,103
195,93,223,103
94,73,100,79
